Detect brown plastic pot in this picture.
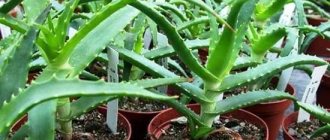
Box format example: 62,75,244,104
98,107,132,140
119,108,163,140
11,107,131,140
118,87,177,140
282,109,330,140
282,111,300,140
244,83,296,140
305,36,330,57
307,16,327,26
316,72,330,108
148,104,269,140
305,16,330,57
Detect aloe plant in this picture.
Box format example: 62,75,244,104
0,0,179,139
113,0,327,139
0,0,328,140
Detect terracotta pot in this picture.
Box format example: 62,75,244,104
119,108,163,140
305,36,330,57
282,111,300,140
282,110,330,140
11,107,131,140
148,104,269,140
244,83,296,140
118,87,178,140
98,107,132,140
316,72,330,108
307,16,328,26
305,17,330,57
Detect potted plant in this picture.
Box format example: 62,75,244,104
282,102,330,140
110,0,327,139
0,0,179,139
138,0,301,139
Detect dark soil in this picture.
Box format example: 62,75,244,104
157,116,264,140
56,110,128,140
119,97,168,112
85,60,107,79
288,119,330,140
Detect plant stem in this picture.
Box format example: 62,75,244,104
200,82,219,127
57,98,73,140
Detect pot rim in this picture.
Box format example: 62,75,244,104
118,108,164,115
98,106,132,140
148,104,269,140
282,109,330,140
11,107,132,140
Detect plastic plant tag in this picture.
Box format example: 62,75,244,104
297,65,328,122
0,24,11,38
144,28,152,49
277,37,299,91
219,6,229,19
106,47,119,133
267,3,296,60
157,33,169,94
0,1,11,38
68,27,77,38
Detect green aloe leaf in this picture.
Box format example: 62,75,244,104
311,124,330,138
255,0,288,21
54,0,136,67
207,90,296,115
297,102,330,123
111,46,211,103
143,39,208,60
0,0,22,14
71,77,188,117
0,13,28,33
218,55,328,92
22,0,49,23
0,78,173,138
0,5,50,106
68,6,139,76
130,1,219,83
129,77,188,88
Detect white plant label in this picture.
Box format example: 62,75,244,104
267,3,296,60
277,37,299,91
0,1,11,38
68,27,77,38
106,47,119,133
157,33,168,93
298,65,328,122
0,24,11,38
143,28,152,49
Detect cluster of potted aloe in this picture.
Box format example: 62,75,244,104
0,0,329,140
